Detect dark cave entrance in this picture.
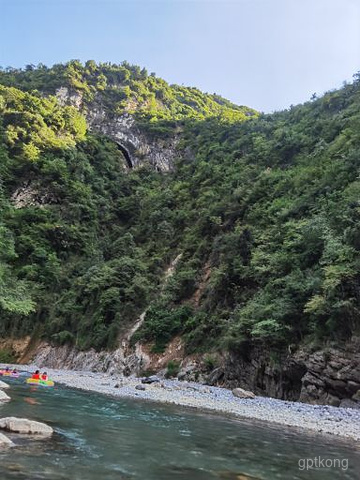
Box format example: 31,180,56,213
116,143,133,169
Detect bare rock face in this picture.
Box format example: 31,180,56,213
297,341,360,407
217,337,360,408
0,417,53,436
0,391,11,402
0,433,14,447
86,105,179,172
55,86,179,172
11,181,59,209
232,388,256,399
55,86,83,109
0,380,10,389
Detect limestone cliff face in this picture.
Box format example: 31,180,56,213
56,87,179,171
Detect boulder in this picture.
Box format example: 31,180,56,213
141,375,160,384
0,417,53,436
0,380,10,389
0,390,10,402
0,433,14,447
232,388,256,399
135,384,146,391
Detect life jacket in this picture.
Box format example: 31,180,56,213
41,374,48,381
32,373,40,380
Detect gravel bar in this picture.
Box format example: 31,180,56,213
2,364,360,442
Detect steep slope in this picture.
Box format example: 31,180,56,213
1,62,360,406
0,60,256,170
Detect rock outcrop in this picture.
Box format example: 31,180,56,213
0,417,53,436
31,332,150,377
0,380,10,389
56,87,179,172
297,341,360,408
0,391,11,402
210,337,360,408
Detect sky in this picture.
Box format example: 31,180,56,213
1,0,359,112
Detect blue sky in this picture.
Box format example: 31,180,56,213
1,0,359,112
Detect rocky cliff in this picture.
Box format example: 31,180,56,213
4,333,358,409
56,86,180,171
208,338,360,408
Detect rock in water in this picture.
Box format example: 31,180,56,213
232,388,256,399
0,433,14,447
0,380,10,389
0,390,11,402
0,417,53,436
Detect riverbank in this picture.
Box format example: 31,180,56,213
2,363,360,442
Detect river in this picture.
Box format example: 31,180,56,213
0,379,359,479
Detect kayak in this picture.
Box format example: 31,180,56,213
0,372,19,378
26,378,55,387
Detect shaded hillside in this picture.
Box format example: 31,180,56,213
0,62,360,360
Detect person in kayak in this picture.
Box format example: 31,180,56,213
41,372,48,381
31,370,40,380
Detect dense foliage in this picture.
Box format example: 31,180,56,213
0,60,255,123
1,62,360,356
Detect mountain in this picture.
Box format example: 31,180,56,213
1,61,360,406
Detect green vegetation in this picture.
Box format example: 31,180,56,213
0,61,360,358
0,84,86,161
0,348,16,363
0,60,256,123
166,360,181,378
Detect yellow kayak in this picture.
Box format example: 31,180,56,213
26,378,55,387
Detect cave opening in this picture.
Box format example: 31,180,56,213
116,143,133,169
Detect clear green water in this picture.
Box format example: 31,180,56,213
0,380,359,480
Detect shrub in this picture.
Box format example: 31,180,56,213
166,360,180,378
203,354,218,371
0,348,16,363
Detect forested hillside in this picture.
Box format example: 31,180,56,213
1,61,360,360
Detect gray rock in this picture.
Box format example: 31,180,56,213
347,381,360,394
141,375,160,384
135,384,146,391
85,100,179,172
340,399,360,409
0,417,53,436
0,433,14,447
0,390,10,402
325,394,341,407
206,367,225,385
0,380,10,389
232,388,256,399
352,390,360,402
